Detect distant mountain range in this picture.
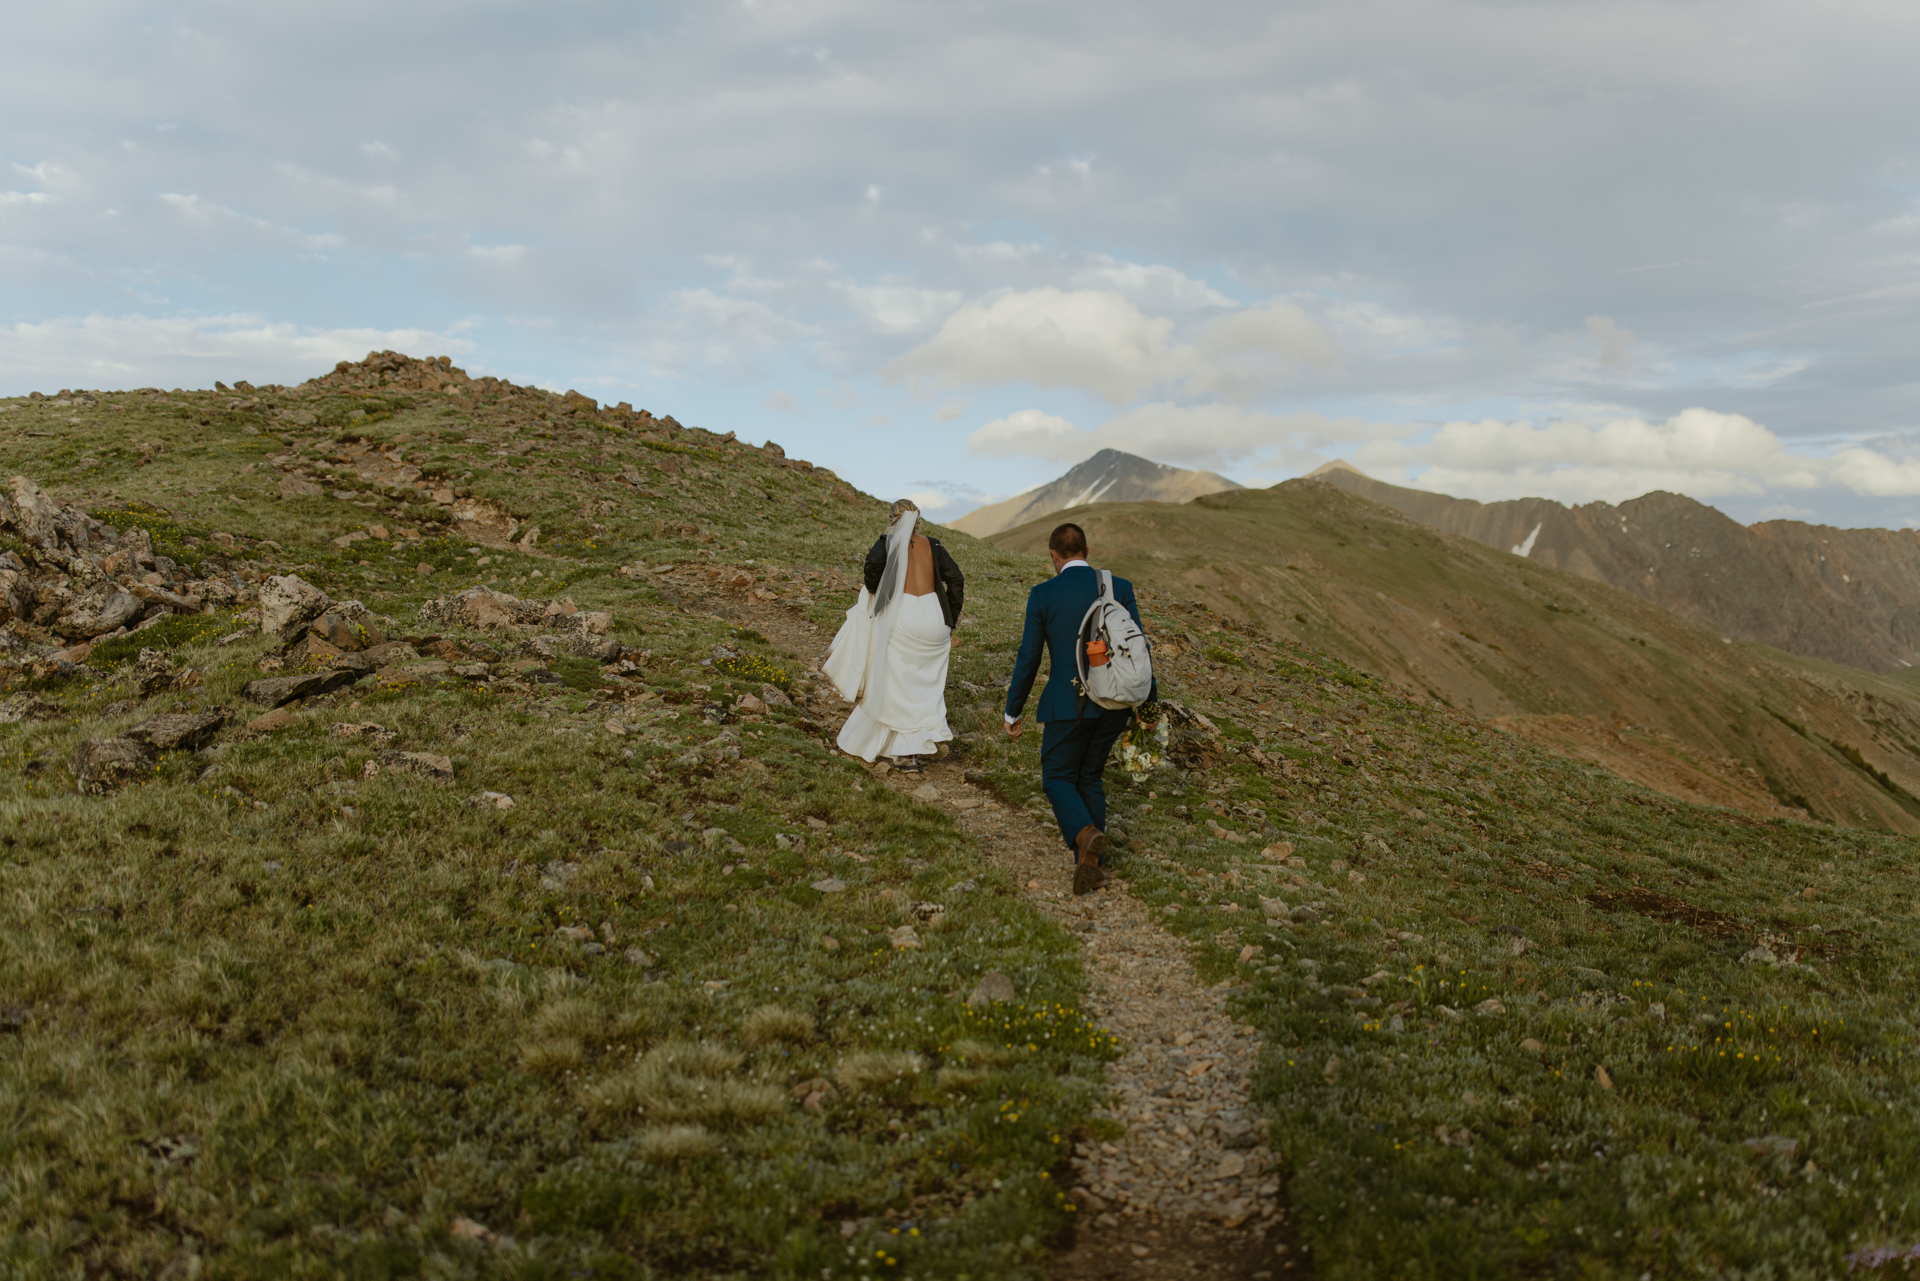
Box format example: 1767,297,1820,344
949,449,1239,537
985,481,1920,833
1311,462,1920,675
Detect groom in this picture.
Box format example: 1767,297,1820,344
1004,523,1151,896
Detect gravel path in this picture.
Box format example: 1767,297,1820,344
731,594,1300,1277
877,760,1299,1279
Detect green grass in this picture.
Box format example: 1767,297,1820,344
0,377,1103,1279
6,372,1920,1276
959,605,1920,1278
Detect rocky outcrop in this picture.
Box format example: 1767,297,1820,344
419,586,609,637
244,668,370,707
0,474,257,649
260,575,331,640
123,711,229,753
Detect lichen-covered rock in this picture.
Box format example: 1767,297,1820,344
419,586,537,631
0,695,62,724
380,751,454,782
243,667,367,706
1,475,72,552
72,737,155,795
418,586,584,632
259,574,330,640
0,563,33,624
310,610,384,652
123,710,228,753
53,583,141,640
568,635,621,662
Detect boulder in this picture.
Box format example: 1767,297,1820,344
246,707,300,733
284,635,343,666
418,585,540,631
0,564,32,624
381,751,454,782
0,695,62,724
129,582,202,613
568,635,622,662
311,611,383,652
1,475,72,552
123,711,228,753
260,575,330,640
72,737,155,794
243,667,367,706
53,583,141,640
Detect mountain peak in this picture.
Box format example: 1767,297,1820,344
950,449,1241,537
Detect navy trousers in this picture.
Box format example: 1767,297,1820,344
1040,707,1134,856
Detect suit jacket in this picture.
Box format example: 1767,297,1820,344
1005,564,1148,723
864,535,965,629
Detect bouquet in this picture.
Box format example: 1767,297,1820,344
1115,707,1171,783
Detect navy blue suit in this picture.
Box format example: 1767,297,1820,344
1005,564,1150,854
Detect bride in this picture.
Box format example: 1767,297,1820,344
825,498,965,769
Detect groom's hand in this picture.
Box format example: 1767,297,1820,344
1005,717,1022,740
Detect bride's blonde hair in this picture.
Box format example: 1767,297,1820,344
887,497,920,526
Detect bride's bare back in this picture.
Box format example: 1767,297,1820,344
903,534,936,597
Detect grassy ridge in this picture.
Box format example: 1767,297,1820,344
957,607,1920,1276
1,374,1110,1279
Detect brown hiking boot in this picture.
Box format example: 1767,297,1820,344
1072,825,1109,895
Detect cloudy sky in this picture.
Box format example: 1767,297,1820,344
5,0,1920,527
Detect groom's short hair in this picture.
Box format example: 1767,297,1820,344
1049,523,1087,558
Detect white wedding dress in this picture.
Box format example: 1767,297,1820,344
825,514,953,761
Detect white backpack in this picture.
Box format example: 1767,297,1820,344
1075,570,1155,711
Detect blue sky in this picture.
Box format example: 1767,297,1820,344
5,0,1920,527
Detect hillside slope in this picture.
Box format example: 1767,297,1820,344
950,448,1239,537
1314,464,1920,674
990,481,1920,833
5,355,1920,1277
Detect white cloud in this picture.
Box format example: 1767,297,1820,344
0,314,469,389
904,488,951,512
765,389,798,413
12,161,78,190
968,409,1085,459
932,397,969,421
890,288,1336,405
468,243,528,263
1360,408,1920,505
893,289,1181,404
1067,257,1237,312
838,283,961,334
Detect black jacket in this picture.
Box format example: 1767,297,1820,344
864,535,965,629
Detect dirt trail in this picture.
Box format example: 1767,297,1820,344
712,586,1302,1278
